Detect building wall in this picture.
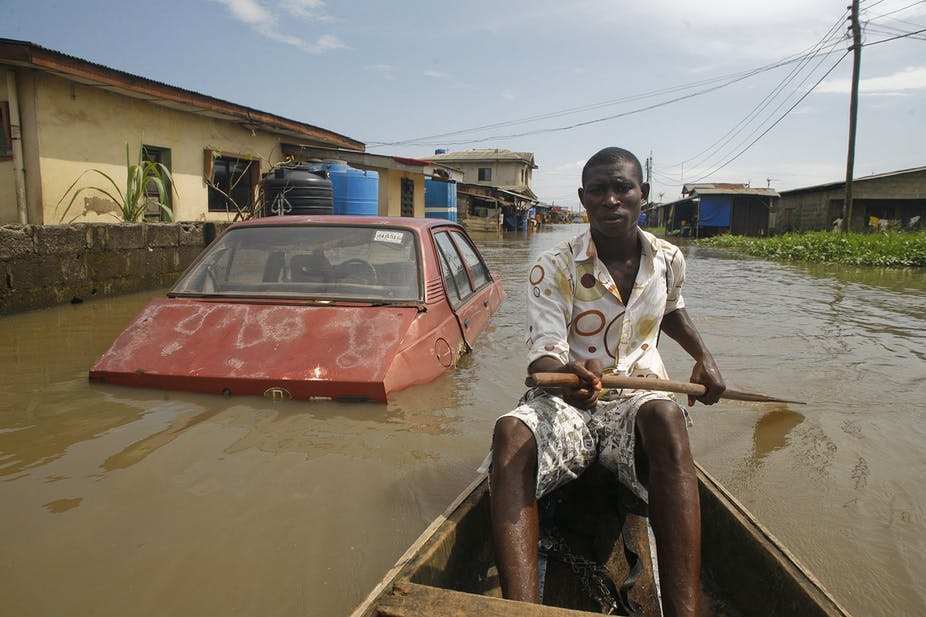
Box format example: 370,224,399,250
0,68,15,223
3,69,304,225
445,159,531,187
366,168,424,217
456,194,501,232
776,170,926,232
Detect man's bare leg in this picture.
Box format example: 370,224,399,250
637,400,702,617
489,416,540,602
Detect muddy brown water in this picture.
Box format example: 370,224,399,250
1,224,923,617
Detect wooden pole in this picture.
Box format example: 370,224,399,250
524,373,806,404
843,0,862,232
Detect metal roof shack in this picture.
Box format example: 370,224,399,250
775,166,926,233
649,184,778,238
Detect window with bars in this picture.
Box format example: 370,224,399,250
206,151,260,215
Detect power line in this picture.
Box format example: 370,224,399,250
865,24,926,40
863,0,926,22
864,25,926,44
673,39,847,179
668,12,850,173
683,51,850,184
365,43,853,148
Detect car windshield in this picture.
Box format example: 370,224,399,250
170,224,422,302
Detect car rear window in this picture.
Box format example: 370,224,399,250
170,224,422,302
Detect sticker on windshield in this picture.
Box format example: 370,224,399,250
374,230,404,244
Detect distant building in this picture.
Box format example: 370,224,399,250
652,183,777,237
775,167,926,233
425,149,538,231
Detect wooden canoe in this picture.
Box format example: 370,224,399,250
350,462,854,617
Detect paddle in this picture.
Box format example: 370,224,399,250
524,373,806,405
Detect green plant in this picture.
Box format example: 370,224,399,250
699,230,926,267
57,143,177,222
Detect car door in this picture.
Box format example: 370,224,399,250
432,228,502,349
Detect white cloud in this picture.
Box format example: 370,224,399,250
216,0,274,26
212,0,346,54
314,34,347,51
365,64,395,80
424,70,450,79
817,66,926,94
501,88,518,100
279,0,332,20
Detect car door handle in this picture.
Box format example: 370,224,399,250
483,300,489,307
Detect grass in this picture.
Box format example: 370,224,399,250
697,230,926,267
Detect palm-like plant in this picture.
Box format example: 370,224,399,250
57,143,177,222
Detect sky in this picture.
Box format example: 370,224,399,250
1,0,924,209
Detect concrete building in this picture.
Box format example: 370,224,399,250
775,167,926,233
0,38,364,225
425,149,538,231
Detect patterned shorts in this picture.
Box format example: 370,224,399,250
492,388,691,504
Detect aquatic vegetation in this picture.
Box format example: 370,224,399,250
699,230,926,267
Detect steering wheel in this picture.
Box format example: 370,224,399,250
204,265,222,292
338,258,378,284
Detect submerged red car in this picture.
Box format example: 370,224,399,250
90,216,506,403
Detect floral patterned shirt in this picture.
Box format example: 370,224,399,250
526,227,686,387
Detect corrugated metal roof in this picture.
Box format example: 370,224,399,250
778,166,926,195
682,183,778,197
427,149,537,167
0,38,364,150
690,186,779,197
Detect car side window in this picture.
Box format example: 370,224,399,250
434,231,474,305
450,231,490,289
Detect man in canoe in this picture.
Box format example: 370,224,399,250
489,146,725,617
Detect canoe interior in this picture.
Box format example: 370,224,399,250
354,464,852,617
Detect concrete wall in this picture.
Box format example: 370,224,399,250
378,169,425,217
0,221,230,315
1,68,303,225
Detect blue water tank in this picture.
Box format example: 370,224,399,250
323,160,379,216
424,178,458,222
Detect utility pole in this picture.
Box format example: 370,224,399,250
843,0,862,232
645,153,653,202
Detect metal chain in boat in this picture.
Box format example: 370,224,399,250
539,527,626,615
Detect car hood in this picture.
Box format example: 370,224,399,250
90,298,420,403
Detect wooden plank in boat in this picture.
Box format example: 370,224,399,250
375,581,604,617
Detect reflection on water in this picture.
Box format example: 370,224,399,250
0,226,924,617
750,408,805,467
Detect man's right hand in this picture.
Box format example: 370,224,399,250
530,358,603,410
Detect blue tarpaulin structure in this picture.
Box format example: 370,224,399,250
698,195,732,227
652,184,778,237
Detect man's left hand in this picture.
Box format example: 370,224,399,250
688,357,725,406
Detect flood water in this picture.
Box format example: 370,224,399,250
1,224,924,617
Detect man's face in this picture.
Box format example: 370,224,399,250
579,160,649,239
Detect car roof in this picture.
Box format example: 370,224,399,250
229,215,461,233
